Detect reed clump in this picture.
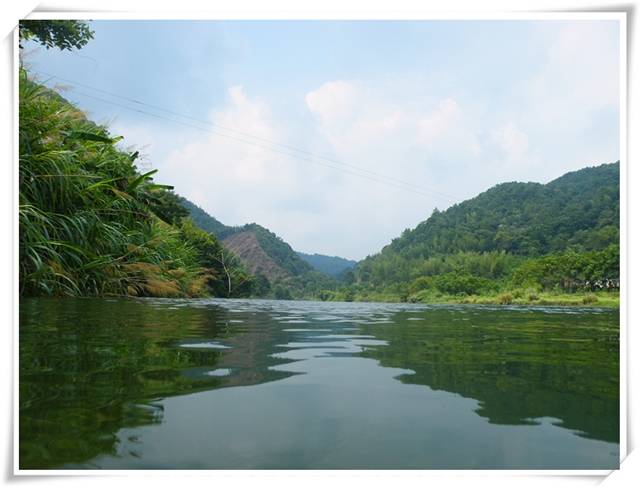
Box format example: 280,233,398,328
19,69,252,298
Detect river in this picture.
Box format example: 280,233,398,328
19,297,620,469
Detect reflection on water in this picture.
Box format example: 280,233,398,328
19,298,619,469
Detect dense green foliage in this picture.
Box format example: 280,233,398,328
380,162,618,259
182,199,314,276
178,219,253,297
331,162,620,305
19,70,251,298
296,252,357,278
247,224,314,276
357,250,521,288
19,20,94,51
181,197,338,298
511,245,619,291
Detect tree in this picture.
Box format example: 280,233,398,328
19,20,94,51
252,274,271,297
273,285,292,300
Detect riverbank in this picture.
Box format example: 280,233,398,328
317,289,620,308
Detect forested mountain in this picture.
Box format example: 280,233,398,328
297,252,357,278
221,223,316,280
351,162,619,300
180,199,334,297
385,162,618,258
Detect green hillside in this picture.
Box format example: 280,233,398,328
385,162,619,258
339,162,620,305
245,224,315,276
180,199,335,298
180,200,314,275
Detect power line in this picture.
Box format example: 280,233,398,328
32,70,460,202
36,69,457,201
36,70,459,201
69,89,441,198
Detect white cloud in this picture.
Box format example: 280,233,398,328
510,21,619,175
417,98,460,143
471,21,619,182
157,86,305,225
544,22,618,109
299,80,489,257
148,81,459,259
490,122,530,165
305,80,358,127
139,21,619,260
304,80,482,170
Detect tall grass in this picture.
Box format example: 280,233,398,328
19,69,226,297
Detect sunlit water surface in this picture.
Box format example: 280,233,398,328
20,298,619,469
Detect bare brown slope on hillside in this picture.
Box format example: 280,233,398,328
222,231,289,282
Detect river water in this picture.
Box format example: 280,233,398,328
19,297,620,469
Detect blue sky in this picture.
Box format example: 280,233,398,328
22,20,620,260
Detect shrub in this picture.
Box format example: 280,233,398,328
582,293,598,304
498,293,513,305
433,272,496,296
408,276,433,294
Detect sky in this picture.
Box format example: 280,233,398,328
22,20,621,260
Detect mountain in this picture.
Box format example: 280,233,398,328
385,161,617,257
180,199,332,296
297,252,357,279
179,198,232,238
222,223,315,281
356,161,619,288
222,231,289,282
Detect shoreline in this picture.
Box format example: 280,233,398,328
316,290,620,308
20,291,621,309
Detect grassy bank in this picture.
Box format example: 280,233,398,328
411,290,620,308
315,289,620,308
